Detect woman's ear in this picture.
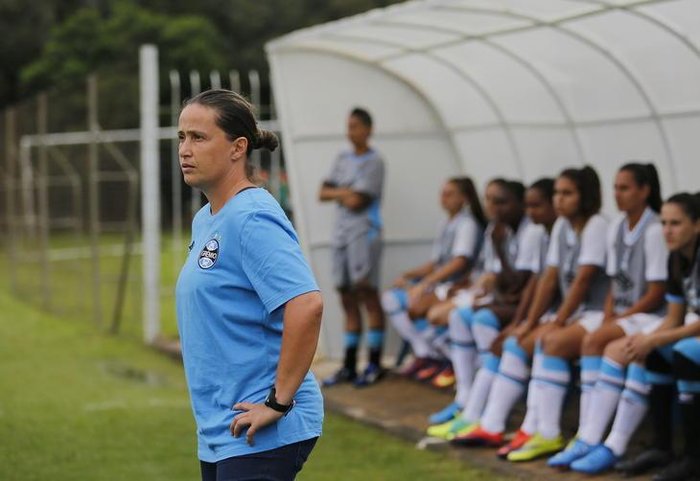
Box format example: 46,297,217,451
231,137,248,161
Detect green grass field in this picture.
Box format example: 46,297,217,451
0,287,508,480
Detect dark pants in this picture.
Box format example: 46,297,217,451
200,438,318,481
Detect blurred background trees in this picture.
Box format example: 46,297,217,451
0,0,403,108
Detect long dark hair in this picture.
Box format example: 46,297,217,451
450,176,487,228
665,192,700,222
184,89,278,180
559,165,602,219
619,163,662,213
530,177,555,202
505,180,526,203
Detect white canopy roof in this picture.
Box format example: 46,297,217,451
266,0,700,358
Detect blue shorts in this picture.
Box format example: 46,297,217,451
200,437,318,481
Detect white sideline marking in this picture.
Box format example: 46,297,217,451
416,436,448,450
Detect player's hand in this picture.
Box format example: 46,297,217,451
624,334,655,362
512,322,532,341
491,222,508,244
408,282,427,306
393,275,408,289
231,402,283,446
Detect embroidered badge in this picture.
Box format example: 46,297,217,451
198,239,219,269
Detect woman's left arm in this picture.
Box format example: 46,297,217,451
275,291,323,403
232,291,323,445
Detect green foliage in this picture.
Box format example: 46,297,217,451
2,0,405,108
20,4,228,93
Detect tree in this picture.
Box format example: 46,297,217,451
20,4,229,93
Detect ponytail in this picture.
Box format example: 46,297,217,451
620,162,662,212
450,176,487,228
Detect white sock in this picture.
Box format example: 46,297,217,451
521,381,538,435
480,337,530,433
461,353,499,422
579,357,625,445
383,290,433,358
432,329,452,360
604,363,650,456
533,352,570,439
449,308,477,406
471,308,500,354
578,356,602,435
417,325,442,359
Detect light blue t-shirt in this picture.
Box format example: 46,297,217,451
176,188,323,463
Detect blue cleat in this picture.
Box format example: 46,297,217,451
428,401,462,425
322,367,356,387
547,438,594,469
571,444,619,474
354,363,386,387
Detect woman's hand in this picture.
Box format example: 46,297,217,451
393,275,408,289
512,321,532,341
625,334,656,362
408,281,429,306
231,402,283,446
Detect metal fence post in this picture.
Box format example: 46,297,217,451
5,108,18,293
140,45,161,344
87,74,102,329
37,93,51,310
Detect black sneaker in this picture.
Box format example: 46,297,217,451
652,457,699,481
354,363,385,388
616,449,673,477
322,367,356,387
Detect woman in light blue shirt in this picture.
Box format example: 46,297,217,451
176,89,323,481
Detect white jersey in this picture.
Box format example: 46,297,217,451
547,214,609,311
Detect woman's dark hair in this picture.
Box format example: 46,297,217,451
530,177,555,202
665,192,700,222
559,165,602,218
619,162,662,213
184,89,279,179
449,176,487,228
505,180,526,203
350,107,372,128
487,177,508,189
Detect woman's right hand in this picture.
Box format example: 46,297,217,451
625,334,655,362
512,322,532,341
393,275,407,289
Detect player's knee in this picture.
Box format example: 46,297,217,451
541,331,568,357
581,331,604,354
381,289,402,313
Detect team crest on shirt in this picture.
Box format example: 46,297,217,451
198,238,220,269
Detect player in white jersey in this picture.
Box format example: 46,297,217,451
542,164,668,473
425,180,534,428
400,179,511,390
620,192,700,481
382,177,486,383
429,179,556,446
502,166,611,462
